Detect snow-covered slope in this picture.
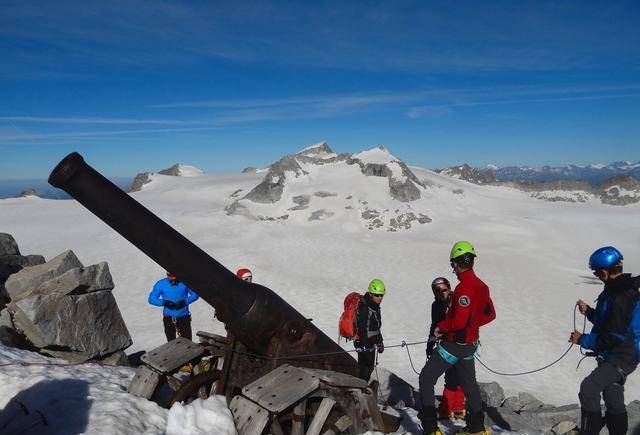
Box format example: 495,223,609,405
1,144,639,433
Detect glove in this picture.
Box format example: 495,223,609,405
376,342,384,354
163,300,176,309
174,300,186,310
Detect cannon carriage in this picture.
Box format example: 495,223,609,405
49,152,399,434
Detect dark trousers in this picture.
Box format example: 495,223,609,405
163,314,192,341
358,348,376,381
419,341,483,414
444,366,459,389
579,361,630,414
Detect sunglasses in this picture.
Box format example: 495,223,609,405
371,293,384,298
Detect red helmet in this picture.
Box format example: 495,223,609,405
236,268,252,282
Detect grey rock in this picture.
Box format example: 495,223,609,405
313,191,337,198
5,250,83,299
519,404,580,433
224,200,253,219
242,167,257,174
478,381,505,408
128,172,153,192
485,406,543,434
374,366,420,409
21,255,46,267
389,179,421,202
10,290,132,358
453,189,464,195
96,350,129,366
627,400,640,434
551,420,577,434
502,396,524,412
361,209,380,220
518,392,545,411
0,233,20,256
308,210,334,221
229,189,243,198
289,195,311,210
0,308,13,328
36,262,114,295
244,155,307,203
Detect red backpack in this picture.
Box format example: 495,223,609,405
339,292,362,340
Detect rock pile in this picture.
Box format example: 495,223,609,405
0,233,132,365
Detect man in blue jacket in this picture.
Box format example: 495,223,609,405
570,246,639,435
148,272,199,341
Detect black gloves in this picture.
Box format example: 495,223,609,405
163,300,186,310
376,342,384,353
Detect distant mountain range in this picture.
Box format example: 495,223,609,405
438,161,640,186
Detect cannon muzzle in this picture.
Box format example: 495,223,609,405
49,152,357,374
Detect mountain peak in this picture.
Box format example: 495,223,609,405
158,164,204,177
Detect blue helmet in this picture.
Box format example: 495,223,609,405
588,246,623,270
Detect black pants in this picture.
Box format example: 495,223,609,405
444,365,459,390
419,341,483,414
163,314,192,342
358,348,376,381
579,361,631,414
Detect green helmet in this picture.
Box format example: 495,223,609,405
368,279,386,295
450,241,476,260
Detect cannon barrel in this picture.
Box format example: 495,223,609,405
49,152,357,375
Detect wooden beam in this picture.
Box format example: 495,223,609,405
292,400,306,435
305,398,336,435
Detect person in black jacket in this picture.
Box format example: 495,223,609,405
570,246,640,435
355,279,385,381
428,277,466,420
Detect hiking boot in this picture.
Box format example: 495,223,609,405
437,410,454,420
453,409,467,420
455,429,490,435
425,431,443,435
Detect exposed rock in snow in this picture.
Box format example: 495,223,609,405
438,163,498,185
128,171,153,192
308,209,334,221
19,188,38,198
159,164,204,177
599,174,640,205
244,155,308,203
242,166,258,174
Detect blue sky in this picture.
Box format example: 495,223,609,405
1,0,639,179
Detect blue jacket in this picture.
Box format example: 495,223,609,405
579,274,640,371
148,277,199,318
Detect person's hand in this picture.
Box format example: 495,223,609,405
163,300,177,309
569,330,582,344
376,342,384,354
433,327,443,338
174,300,186,310
576,299,590,315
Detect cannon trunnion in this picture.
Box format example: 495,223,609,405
49,153,396,434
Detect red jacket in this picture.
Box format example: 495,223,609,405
437,269,495,343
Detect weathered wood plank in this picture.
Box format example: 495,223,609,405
269,418,286,435
300,368,367,389
292,399,306,435
127,365,161,399
229,395,270,435
242,364,320,413
305,397,335,435
140,337,204,373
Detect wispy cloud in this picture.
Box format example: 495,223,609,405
0,126,221,142
0,116,206,125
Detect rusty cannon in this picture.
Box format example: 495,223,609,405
49,152,398,434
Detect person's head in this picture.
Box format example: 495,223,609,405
368,278,385,304
431,277,451,301
166,272,177,284
589,246,623,283
450,241,476,276
237,268,253,283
